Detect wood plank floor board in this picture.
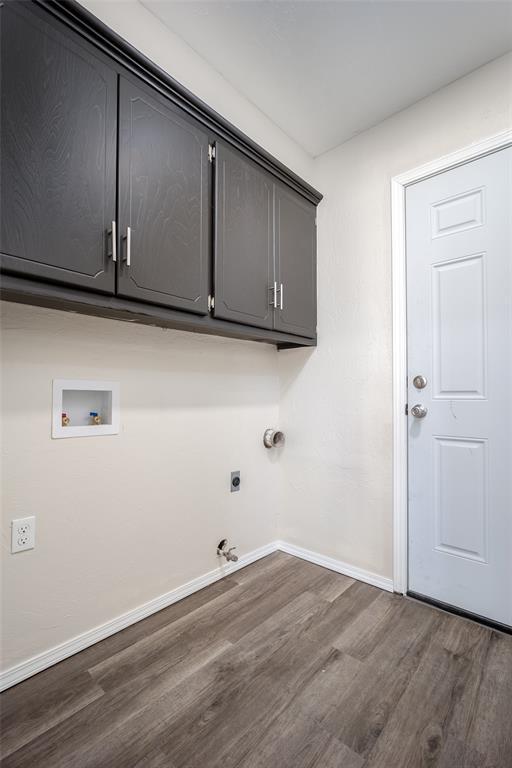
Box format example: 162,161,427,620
220,556,342,643
363,613,496,768
160,592,336,768
311,570,355,603
1,552,511,768
160,583,383,768
162,642,338,768
0,632,235,768
272,646,363,734
320,596,440,759
315,573,354,603
228,550,293,585
291,579,385,657
247,550,356,602
1,572,240,703
89,610,230,693
241,696,365,768
0,670,104,759
88,555,335,692
455,630,512,768
433,628,492,768
97,589,327,768
0,590,322,768
87,572,239,666
133,748,174,768
85,565,287,688
0,641,229,768
332,590,401,660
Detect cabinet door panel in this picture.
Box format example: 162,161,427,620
274,185,317,338
0,2,116,292
214,143,273,329
117,77,209,314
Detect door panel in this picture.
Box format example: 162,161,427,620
0,1,116,292
433,437,488,563
274,185,317,338
117,77,209,314
407,147,512,626
432,254,486,397
214,143,273,329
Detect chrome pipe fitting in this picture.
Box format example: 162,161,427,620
263,428,285,449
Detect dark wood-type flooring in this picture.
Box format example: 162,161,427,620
2,552,512,767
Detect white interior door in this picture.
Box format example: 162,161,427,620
406,147,512,627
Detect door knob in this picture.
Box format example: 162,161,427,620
411,404,428,419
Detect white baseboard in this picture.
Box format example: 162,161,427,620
0,539,393,691
276,540,394,593
0,541,277,692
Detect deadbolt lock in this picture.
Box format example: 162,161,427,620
413,374,427,390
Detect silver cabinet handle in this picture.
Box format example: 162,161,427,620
280,283,284,310
273,281,277,308
125,226,131,267
109,221,117,262
411,404,428,419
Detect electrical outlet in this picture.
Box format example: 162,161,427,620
231,471,241,492
11,516,36,553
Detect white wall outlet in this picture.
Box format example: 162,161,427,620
11,516,36,553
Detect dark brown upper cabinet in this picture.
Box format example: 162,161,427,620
0,1,117,293
274,184,317,339
117,76,210,315
214,148,316,338
213,142,274,329
0,0,321,348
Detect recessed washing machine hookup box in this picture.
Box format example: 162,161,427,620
52,379,120,438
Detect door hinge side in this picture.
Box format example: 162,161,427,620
208,144,216,163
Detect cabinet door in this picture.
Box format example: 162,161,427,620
214,143,274,329
274,185,317,338
0,2,117,292
117,77,210,314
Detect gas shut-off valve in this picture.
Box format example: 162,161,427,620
217,539,238,563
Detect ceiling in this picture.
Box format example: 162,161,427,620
141,1,512,157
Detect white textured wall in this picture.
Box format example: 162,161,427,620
1,303,280,669
79,0,314,183
278,52,512,579
0,0,311,673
